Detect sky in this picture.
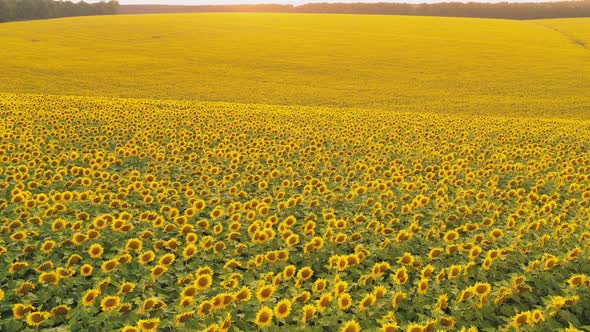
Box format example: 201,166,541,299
112,0,555,4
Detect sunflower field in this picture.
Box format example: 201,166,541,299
0,93,590,331
1,14,590,119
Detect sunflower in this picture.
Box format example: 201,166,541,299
447,265,461,279
182,244,198,259
234,286,252,302
382,322,400,332
531,309,545,323
197,300,213,316
26,311,49,327
23,244,38,254
88,243,104,258
490,228,504,239
179,296,195,307
256,284,275,302
219,312,232,332
255,306,273,327
511,312,531,328
391,291,407,309
469,246,482,259
138,250,156,265
301,304,316,323
125,238,143,252
141,298,157,312
72,233,88,245
334,280,348,295
10,230,27,241
138,318,160,332
150,265,168,279
80,264,93,277
473,282,492,298
50,305,71,317
224,258,242,270
340,320,361,332
285,233,300,247
186,232,199,243
180,284,198,297
420,265,435,279
13,303,35,319
439,317,457,329
428,247,443,259
38,271,60,285
393,267,409,285
67,253,83,267
116,281,135,295
82,289,100,306
9,262,29,274
443,230,459,242
195,274,213,290
482,258,493,271
158,253,176,266
458,287,474,302
225,292,238,305
121,326,140,332
196,265,214,276
40,240,55,254
436,294,449,310
292,290,311,304
374,285,387,299
15,281,36,296
313,279,327,293
101,259,119,273
406,323,424,332
566,247,582,261
337,293,353,310
52,219,66,231
56,267,74,278
417,278,429,295
296,266,314,282
119,303,133,315
359,293,376,311
147,296,164,311
316,293,332,312
175,310,195,326
274,298,292,318
567,274,587,288
283,265,296,279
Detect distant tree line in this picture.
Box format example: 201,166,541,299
120,0,590,20
296,1,590,19
3,0,590,22
0,0,119,23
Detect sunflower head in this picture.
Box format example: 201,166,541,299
274,298,292,318
340,320,361,332
255,306,273,327
26,311,49,327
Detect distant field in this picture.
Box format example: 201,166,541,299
0,14,589,118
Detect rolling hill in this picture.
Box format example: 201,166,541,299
0,13,589,118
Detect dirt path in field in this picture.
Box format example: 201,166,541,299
534,22,588,51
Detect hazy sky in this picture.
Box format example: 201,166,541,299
114,0,554,4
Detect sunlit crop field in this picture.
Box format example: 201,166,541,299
1,93,589,331
0,14,589,118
